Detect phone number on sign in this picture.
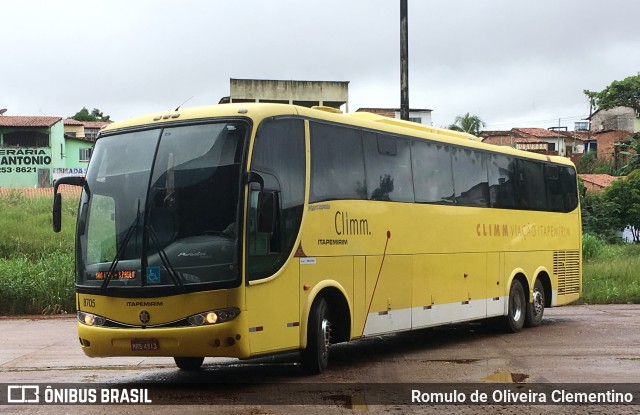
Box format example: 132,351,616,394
0,167,37,173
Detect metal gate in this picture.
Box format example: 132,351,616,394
37,168,50,188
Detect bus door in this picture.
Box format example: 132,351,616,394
244,118,306,355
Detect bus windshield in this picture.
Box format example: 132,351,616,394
77,121,248,292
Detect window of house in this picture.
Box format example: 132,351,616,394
79,148,92,162
2,131,49,147
85,129,99,140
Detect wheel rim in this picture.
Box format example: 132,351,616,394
532,288,544,317
320,317,331,360
511,293,522,322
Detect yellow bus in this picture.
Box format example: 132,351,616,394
53,103,581,373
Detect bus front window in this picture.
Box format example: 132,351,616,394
78,122,247,291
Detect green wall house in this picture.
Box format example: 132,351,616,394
54,136,94,182
0,116,95,188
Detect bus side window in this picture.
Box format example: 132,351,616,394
545,165,564,212
310,122,367,202
488,154,518,209
561,166,579,212
517,159,547,211
411,141,454,204
451,148,489,207
363,133,414,202
247,177,280,257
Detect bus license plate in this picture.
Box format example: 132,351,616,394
131,339,159,351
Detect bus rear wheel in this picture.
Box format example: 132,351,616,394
302,297,331,374
525,279,545,327
504,279,526,333
174,356,204,371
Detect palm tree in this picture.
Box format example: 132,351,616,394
448,113,486,136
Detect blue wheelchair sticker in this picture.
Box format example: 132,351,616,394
146,267,161,284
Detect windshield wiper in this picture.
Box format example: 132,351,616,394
101,223,139,291
147,225,184,290
101,199,141,292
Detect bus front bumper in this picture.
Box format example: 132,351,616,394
77,316,250,359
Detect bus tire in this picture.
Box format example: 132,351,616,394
525,279,545,327
504,279,526,333
174,356,204,371
302,297,331,374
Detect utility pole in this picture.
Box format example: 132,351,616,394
400,0,409,121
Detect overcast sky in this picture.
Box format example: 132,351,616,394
2,0,639,130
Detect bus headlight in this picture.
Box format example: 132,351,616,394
187,308,240,326
78,311,106,327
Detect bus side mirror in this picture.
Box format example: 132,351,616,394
246,171,264,191
53,193,62,233
52,176,86,233
257,191,277,234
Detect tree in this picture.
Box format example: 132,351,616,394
576,153,597,174
581,170,640,243
70,107,111,122
584,74,640,113
576,152,616,175
614,132,640,175
604,170,640,243
448,113,486,136
90,108,111,122
581,190,621,242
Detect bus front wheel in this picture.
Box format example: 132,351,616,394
504,280,526,333
174,356,204,371
302,297,331,374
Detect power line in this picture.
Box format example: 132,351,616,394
484,114,590,129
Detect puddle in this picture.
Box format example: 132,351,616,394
414,359,481,364
481,371,529,383
444,359,480,364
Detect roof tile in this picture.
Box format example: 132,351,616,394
513,128,565,138
578,174,622,188
0,116,63,128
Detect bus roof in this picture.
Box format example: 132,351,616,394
101,103,574,167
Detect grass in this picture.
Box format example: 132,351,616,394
0,192,638,314
0,190,77,260
0,191,77,314
581,234,640,304
0,252,75,314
